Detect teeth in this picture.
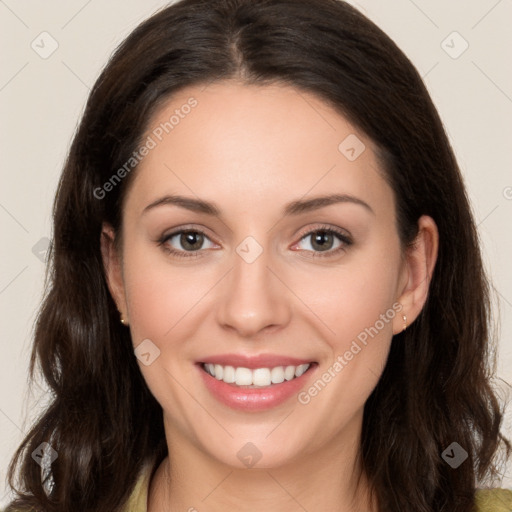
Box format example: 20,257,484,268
253,368,271,386
234,367,253,385
284,365,296,380
270,366,285,384
223,365,236,383
214,364,223,380
295,364,308,377
203,363,311,387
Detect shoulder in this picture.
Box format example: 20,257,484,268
474,488,512,511
122,458,154,511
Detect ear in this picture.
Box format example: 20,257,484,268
393,215,439,334
100,223,128,321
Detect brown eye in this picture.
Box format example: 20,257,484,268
176,231,205,251
159,229,216,258
309,231,337,251
294,225,353,258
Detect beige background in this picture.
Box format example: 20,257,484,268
1,0,511,504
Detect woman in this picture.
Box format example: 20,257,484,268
4,0,511,510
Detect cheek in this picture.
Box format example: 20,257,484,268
291,245,401,408
121,243,209,342
292,251,401,345
120,244,204,418
294,262,399,436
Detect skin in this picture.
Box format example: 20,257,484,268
101,80,438,512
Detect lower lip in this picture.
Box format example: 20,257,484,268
197,363,317,411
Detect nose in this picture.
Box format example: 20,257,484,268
215,240,291,338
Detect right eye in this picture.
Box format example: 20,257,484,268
158,229,217,259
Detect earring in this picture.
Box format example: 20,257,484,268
120,314,128,326
402,314,407,332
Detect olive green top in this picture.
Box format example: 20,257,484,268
473,488,512,511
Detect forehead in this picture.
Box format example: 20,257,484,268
124,80,394,220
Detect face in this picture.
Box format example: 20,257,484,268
102,80,436,470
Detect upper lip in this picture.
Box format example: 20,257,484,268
198,354,316,369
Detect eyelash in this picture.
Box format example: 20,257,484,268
157,224,353,260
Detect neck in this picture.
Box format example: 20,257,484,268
148,411,378,512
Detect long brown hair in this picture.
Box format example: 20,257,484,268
5,0,510,510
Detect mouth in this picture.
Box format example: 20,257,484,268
195,357,318,411
200,362,315,388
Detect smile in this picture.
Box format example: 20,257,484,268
196,356,317,411
202,363,311,387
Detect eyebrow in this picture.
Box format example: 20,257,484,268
142,193,375,217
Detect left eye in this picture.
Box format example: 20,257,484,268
294,228,352,254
